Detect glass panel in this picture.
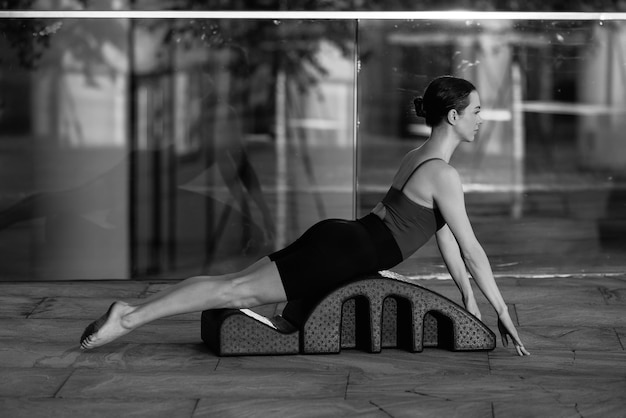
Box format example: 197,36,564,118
131,18,356,278
0,17,356,280
4,12,624,281
357,19,626,278
0,17,131,280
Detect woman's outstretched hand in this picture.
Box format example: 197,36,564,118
497,313,530,356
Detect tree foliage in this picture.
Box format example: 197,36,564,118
1,0,623,90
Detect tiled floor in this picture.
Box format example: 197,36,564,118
1,275,625,417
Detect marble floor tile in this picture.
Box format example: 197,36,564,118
489,349,575,375
0,318,202,346
569,350,626,377
347,371,550,403
28,297,200,321
0,340,217,370
0,367,72,397
0,281,148,298
194,398,388,418
0,319,93,343
490,350,626,379
516,304,626,327
576,402,626,418
216,349,490,376
600,286,626,304
28,297,132,320
72,343,219,370
367,398,493,418
0,296,44,319
57,369,349,400
1,276,625,418
514,326,622,351
493,400,584,418
516,374,626,404
0,341,80,368
488,349,626,379
348,371,626,404
510,275,626,289
0,397,196,418
215,353,345,373
616,328,626,350
499,285,606,305
495,276,626,309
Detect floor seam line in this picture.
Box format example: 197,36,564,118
190,398,201,417
597,286,610,305
614,328,625,350
25,297,48,319
52,368,76,399
369,400,394,418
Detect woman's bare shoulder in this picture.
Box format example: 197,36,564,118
430,162,463,195
414,157,455,178
401,157,457,205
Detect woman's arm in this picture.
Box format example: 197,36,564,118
433,164,530,356
435,225,481,319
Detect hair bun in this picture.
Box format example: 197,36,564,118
414,96,426,118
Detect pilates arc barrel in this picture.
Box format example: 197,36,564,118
201,273,496,356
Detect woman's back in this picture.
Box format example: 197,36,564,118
377,154,447,259
389,149,447,209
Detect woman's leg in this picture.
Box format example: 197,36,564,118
80,257,287,349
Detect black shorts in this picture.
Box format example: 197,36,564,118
269,213,403,301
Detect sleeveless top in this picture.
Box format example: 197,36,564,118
379,158,447,260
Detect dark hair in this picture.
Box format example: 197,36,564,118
414,76,476,127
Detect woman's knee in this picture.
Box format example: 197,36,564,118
222,263,286,308
215,278,258,309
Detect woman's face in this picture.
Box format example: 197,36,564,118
456,90,482,142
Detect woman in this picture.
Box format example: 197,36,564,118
80,75,529,356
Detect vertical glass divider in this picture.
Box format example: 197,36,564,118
127,14,137,276
352,19,359,218
275,66,287,250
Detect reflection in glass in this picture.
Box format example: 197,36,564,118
130,19,356,277
357,19,626,278
0,17,356,280
1,14,624,281
0,18,131,280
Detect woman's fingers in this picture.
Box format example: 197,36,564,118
515,343,531,356
497,317,530,355
513,334,531,356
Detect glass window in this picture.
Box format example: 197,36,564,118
0,16,132,280
1,9,624,281
0,15,356,280
357,18,626,278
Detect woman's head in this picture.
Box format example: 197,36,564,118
414,76,477,127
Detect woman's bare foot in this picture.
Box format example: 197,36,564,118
80,301,135,350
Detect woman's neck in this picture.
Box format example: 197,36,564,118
420,126,461,163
